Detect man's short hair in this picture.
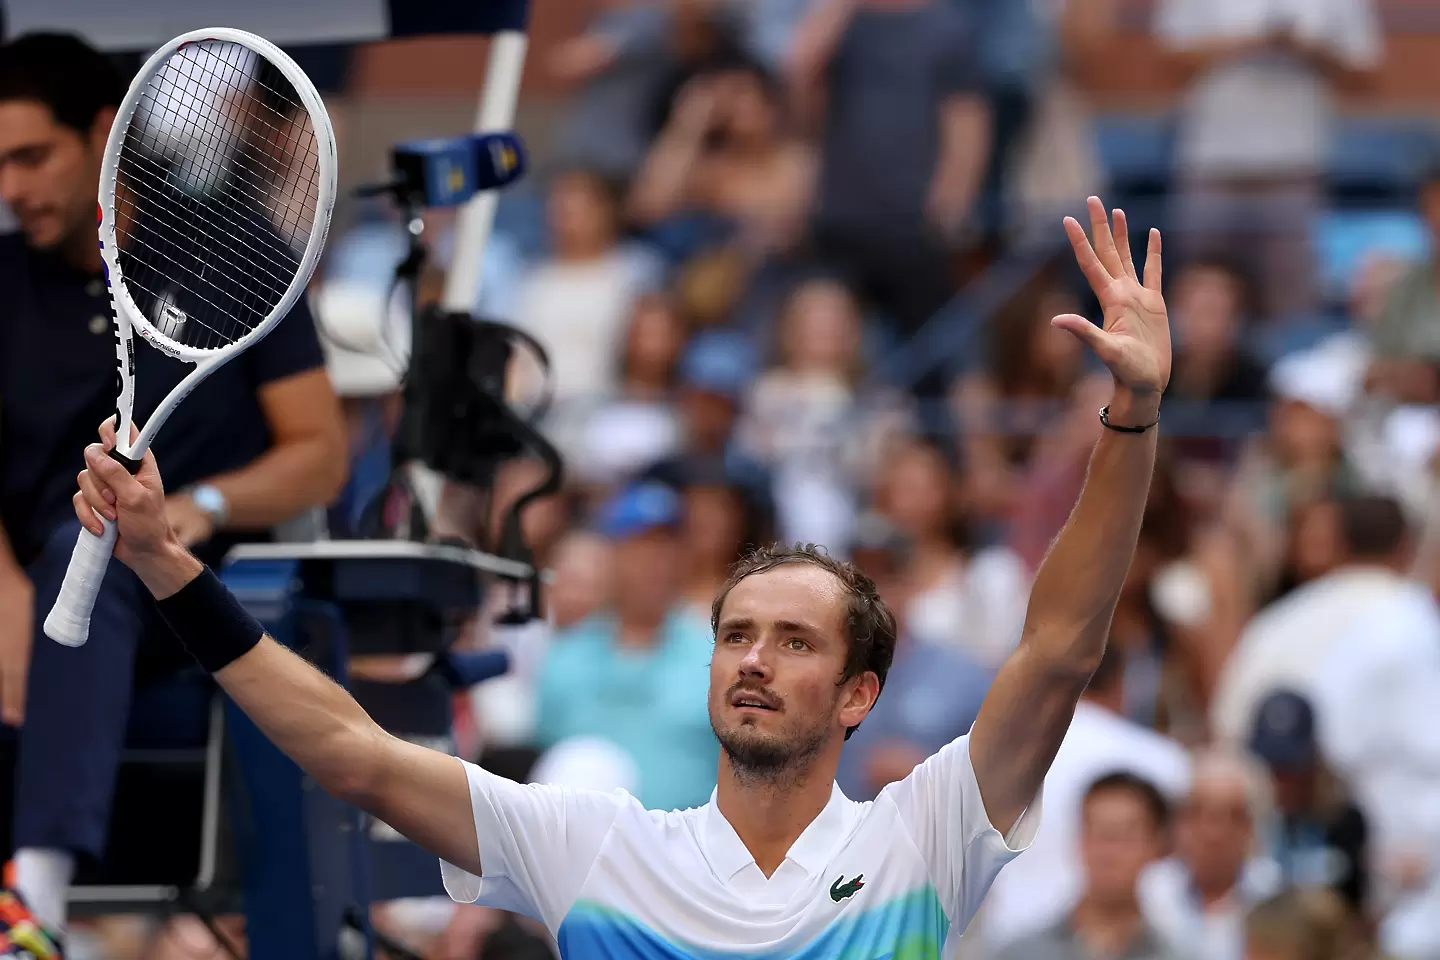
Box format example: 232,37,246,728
1084,771,1170,832
712,543,897,740
1338,494,1407,560
0,33,126,134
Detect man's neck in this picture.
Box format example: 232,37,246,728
1072,896,1145,956
715,752,838,877
57,229,102,274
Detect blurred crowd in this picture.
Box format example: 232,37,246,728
4,0,1440,957
314,1,1440,958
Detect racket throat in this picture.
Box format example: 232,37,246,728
108,447,144,475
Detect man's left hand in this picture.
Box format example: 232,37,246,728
1052,197,1172,413
165,493,215,547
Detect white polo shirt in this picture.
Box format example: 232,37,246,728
442,735,1040,958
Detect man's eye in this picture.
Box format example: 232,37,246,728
724,633,747,644
786,638,808,651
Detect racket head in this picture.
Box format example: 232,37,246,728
97,27,337,365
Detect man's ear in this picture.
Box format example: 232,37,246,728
89,106,117,154
838,671,881,731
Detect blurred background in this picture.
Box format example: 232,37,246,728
7,0,1440,957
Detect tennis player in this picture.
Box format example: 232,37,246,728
72,197,1170,958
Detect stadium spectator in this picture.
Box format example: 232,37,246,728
534,483,718,811
983,645,1190,951
0,33,346,948
572,293,688,487
630,60,815,258
1211,495,1414,746
1247,690,1368,914
995,773,1181,960
789,0,989,350
511,168,662,460
666,457,774,619
1142,749,1281,960
1155,0,1382,319
1167,258,1269,406
1243,888,1364,960
871,436,1028,668
955,270,1095,524
1368,160,1440,404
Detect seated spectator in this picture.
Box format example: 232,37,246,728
0,34,348,947
871,435,1029,668
955,272,1097,524
1166,257,1270,502
1142,749,1282,960
1247,690,1368,916
573,294,688,487
996,773,1182,960
664,457,774,619
1221,349,1366,600
1368,161,1440,404
1211,496,1414,746
535,483,718,811
736,277,885,550
1243,888,1363,960
984,646,1190,950
512,169,662,460
833,630,992,801
630,60,815,258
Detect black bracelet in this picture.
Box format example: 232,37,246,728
1099,405,1159,434
155,565,264,674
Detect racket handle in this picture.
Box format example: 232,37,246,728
43,520,119,648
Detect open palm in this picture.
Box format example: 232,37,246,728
1052,197,1172,397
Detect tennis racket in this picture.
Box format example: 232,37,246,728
44,27,337,647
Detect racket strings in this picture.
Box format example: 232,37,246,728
112,38,322,351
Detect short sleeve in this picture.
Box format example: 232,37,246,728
440,759,626,933
882,735,1042,926
244,291,326,387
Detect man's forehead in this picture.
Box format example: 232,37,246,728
719,564,848,626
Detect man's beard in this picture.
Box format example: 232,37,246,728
712,713,830,786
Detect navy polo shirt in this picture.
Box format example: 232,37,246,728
0,232,325,568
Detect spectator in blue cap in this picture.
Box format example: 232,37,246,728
533,482,719,811
678,327,758,459
1250,689,1369,914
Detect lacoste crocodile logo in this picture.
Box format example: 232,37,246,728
829,874,865,902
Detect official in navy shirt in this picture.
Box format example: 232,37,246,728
0,34,347,944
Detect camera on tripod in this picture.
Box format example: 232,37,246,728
350,130,561,619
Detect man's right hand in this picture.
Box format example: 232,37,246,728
73,418,200,599
0,569,32,725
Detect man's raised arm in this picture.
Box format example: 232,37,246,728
969,198,1172,835
71,424,480,876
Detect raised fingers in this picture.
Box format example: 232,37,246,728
1143,227,1163,291
1064,215,1112,295
1112,208,1137,282
73,489,107,537
1086,196,1125,279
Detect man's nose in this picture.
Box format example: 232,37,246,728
737,639,773,678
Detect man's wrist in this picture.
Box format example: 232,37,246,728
132,540,205,601
1106,386,1162,429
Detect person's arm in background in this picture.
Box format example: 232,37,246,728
165,299,348,546
628,77,721,226
1154,0,1273,84
1058,0,1121,84
927,94,991,242
1276,0,1383,94
0,520,32,725
784,0,855,133
970,198,1171,834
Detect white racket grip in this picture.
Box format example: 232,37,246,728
43,520,119,648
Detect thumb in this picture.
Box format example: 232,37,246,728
84,443,145,505
1051,314,1113,355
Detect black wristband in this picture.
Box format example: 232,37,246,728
1099,405,1159,434
155,565,264,673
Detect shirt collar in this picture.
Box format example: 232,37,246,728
701,782,852,883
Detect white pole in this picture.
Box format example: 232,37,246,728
441,29,529,313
